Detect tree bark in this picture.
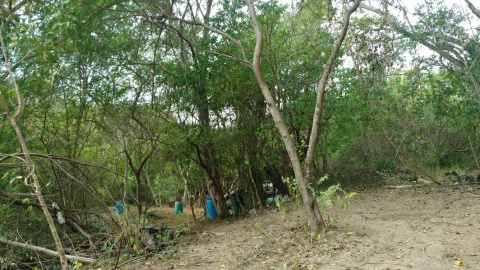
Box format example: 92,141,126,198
145,171,159,206
191,0,228,218
239,113,262,207
245,0,322,235
178,163,190,204
0,31,70,269
465,0,480,19
245,0,360,236
123,144,129,204
135,171,142,216
304,0,361,181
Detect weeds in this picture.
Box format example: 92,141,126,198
279,175,356,236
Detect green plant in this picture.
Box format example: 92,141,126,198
160,229,172,243
274,195,293,220
282,177,300,199
312,175,356,212
281,177,302,210
0,203,14,236
72,261,82,270
374,157,397,174
101,236,121,257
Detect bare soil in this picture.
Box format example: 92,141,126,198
120,185,480,270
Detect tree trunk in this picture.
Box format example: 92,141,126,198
135,172,142,216
239,114,262,207
123,146,129,204
193,0,228,218
145,171,159,206
245,0,360,236
245,0,325,235
179,164,190,204
0,32,70,269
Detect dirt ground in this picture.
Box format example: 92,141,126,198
120,185,480,270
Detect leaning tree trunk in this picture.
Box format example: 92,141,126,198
245,0,324,234
145,172,159,206
0,32,69,269
245,0,361,236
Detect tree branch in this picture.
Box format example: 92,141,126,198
0,237,95,264
359,3,466,69
465,0,480,19
304,0,361,178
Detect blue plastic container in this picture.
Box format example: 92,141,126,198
206,199,217,220
174,202,184,215
115,201,125,215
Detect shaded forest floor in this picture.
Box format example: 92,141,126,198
117,185,480,270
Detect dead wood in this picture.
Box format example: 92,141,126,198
387,185,415,189
0,237,95,264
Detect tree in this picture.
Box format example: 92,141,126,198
360,0,480,103
0,23,70,270
247,0,361,235
143,0,360,235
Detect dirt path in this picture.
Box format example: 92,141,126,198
122,185,480,270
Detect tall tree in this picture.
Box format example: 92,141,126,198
150,0,360,234
0,22,69,270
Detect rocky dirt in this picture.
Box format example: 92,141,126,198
118,184,480,270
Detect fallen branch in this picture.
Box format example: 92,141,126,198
441,182,480,187
388,182,480,189
68,219,95,249
0,237,95,264
388,185,415,189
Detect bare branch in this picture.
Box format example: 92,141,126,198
359,3,466,69
0,237,95,264
153,14,250,64
465,0,480,19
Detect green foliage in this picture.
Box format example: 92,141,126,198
281,175,355,218
311,175,356,212
282,177,299,198
0,203,15,238
1,0,480,265
374,157,398,175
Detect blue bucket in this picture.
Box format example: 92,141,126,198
174,202,184,215
115,201,125,215
206,199,217,220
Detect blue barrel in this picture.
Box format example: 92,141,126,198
174,202,184,215
115,201,125,215
206,199,217,220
